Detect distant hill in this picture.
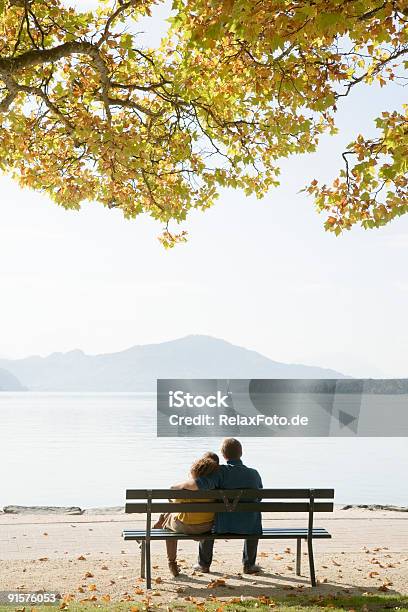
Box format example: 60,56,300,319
0,335,346,391
0,367,26,391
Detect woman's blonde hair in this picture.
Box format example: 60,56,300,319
190,457,219,479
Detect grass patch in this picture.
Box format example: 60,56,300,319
0,592,407,611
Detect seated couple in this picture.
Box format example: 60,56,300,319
155,437,263,577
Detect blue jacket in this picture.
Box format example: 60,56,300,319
196,458,263,534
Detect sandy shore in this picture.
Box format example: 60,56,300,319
0,507,407,604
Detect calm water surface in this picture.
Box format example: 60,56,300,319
0,393,406,507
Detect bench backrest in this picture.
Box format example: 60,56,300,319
125,488,334,515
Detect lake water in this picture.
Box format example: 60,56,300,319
0,393,406,507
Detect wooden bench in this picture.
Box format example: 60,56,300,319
123,488,334,589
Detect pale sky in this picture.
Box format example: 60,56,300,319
0,2,407,378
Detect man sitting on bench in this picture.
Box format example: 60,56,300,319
172,437,263,574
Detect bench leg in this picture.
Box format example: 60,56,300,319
146,539,152,590
140,541,146,579
307,538,316,587
296,539,301,576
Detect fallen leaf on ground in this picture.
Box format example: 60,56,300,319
61,595,74,603
83,572,94,579
207,579,226,589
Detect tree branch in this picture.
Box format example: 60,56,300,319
105,95,159,116
0,40,114,123
97,0,143,47
0,89,18,111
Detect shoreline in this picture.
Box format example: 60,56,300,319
1,503,408,515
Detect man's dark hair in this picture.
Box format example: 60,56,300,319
221,438,242,460
203,451,220,464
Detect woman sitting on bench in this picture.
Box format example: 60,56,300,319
154,453,219,577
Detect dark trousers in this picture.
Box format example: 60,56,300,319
198,538,258,568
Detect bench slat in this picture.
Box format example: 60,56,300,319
125,501,334,514
122,527,332,541
126,488,334,500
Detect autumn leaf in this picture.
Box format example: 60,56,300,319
61,595,74,603
207,579,226,588
83,572,94,579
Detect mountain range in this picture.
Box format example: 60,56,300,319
0,335,346,391
0,367,26,391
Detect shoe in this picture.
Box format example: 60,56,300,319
168,561,180,577
192,563,210,573
242,564,262,574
